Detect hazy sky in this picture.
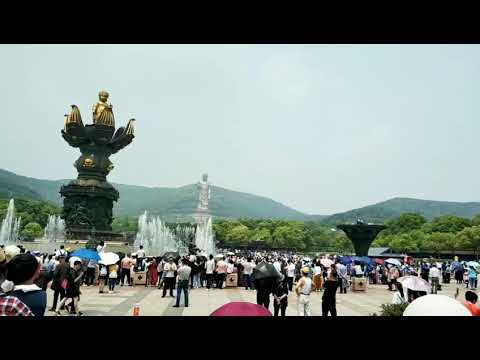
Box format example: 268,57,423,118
1,44,479,215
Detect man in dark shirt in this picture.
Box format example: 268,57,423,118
322,272,339,316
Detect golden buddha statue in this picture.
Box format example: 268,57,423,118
92,90,115,127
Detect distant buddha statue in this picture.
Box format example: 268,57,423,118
92,90,115,127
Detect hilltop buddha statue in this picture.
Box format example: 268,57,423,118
92,90,115,127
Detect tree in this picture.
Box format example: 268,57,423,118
251,227,272,242
334,234,354,254
389,234,419,253
423,232,456,256
226,225,251,245
20,222,43,240
422,215,472,234
457,226,480,254
382,213,427,236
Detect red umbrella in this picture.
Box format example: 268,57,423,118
210,302,272,316
374,258,385,265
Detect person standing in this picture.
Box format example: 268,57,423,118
295,267,312,316
108,263,118,293
242,257,254,290
49,255,69,312
286,260,295,291
215,256,227,289
205,255,215,290
162,257,177,298
5,254,47,317
146,258,158,287
336,261,348,294
322,272,339,316
313,262,323,292
273,276,288,317
136,246,145,259
85,259,96,286
96,241,107,254
98,263,108,293
467,265,478,290
121,255,133,286
173,259,191,308
464,291,480,316
429,264,441,294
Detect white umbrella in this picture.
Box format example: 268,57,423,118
403,295,471,316
320,258,334,267
227,252,235,256
397,276,431,292
69,256,82,266
98,252,120,265
385,258,402,267
215,254,224,259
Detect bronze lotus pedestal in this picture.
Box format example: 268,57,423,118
337,222,387,257
60,91,135,241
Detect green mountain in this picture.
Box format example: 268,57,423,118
0,169,311,220
321,197,480,225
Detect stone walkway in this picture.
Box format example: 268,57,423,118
45,281,469,316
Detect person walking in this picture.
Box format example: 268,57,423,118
162,257,177,298
273,275,288,317
173,259,191,308
429,264,441,294
56,260,83,316
49,255,69,312
205,255,215,290
121,255,133,286
295,267,312,316
108,263,118,293
322,271,339,316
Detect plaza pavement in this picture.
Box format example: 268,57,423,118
45,280,470,316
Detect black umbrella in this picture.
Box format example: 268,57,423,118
251,262,282,282
163,251,180,260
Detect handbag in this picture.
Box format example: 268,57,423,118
61,278,68,290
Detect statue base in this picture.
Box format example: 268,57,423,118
60,179,119,234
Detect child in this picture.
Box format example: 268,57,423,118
464,291,480,316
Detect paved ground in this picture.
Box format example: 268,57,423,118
45,281,469,316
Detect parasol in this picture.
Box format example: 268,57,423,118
210,302,272,316
338,256,353,265
385,258,402,267
320,258,334,267
467,261,480,269
251,262,281,282
71,248,101,262
397,275,431,292
403,295,471,316
163,251,180,260
374,258,385,265
98,252,120,265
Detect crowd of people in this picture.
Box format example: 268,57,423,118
1,242,480,316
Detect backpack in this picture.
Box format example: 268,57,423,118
100,267,107,276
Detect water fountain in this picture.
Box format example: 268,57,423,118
0,199,21,245
134,211,195,256
43,215,66,243
195,217,216,256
